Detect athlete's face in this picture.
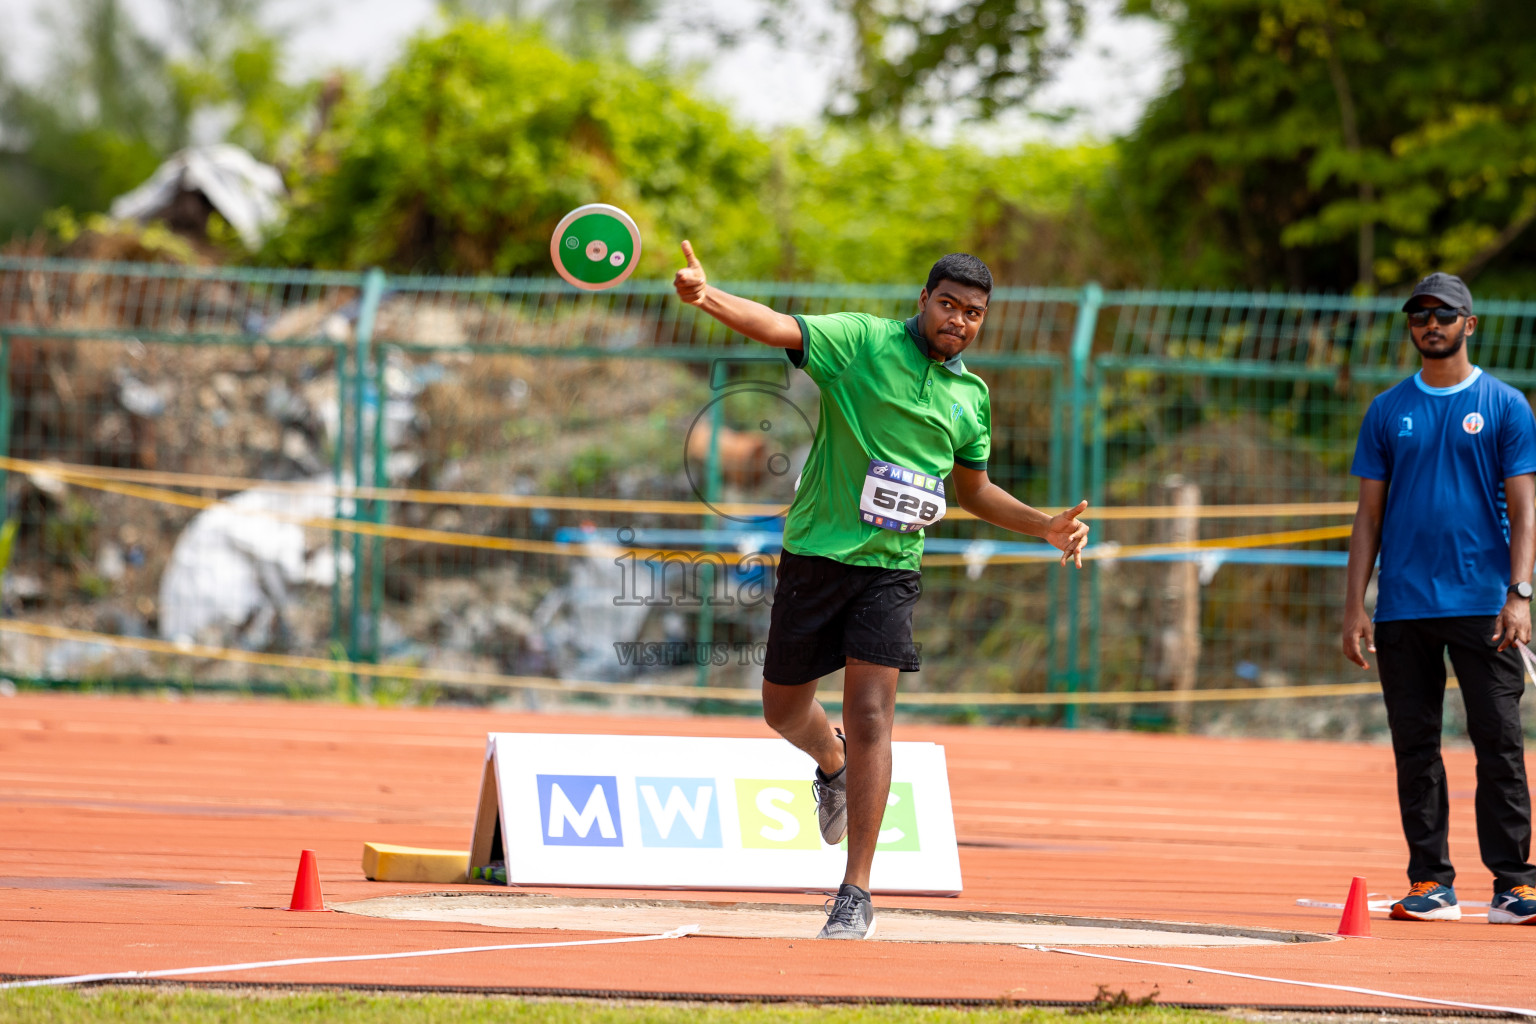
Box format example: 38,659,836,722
1408,296,1477,360
917,281,989,361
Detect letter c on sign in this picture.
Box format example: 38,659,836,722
755,787,800,842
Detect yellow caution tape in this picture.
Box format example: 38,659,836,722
3,456,788,519
4,456,1353,562
921,524,1354,568
0,455,1356,522
0,618,1399,706
28,470,763,564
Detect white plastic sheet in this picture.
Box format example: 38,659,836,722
157,481,351,645
110,144,285,250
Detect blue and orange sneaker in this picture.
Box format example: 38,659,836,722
1390,881,1460,921
1489,885,1536,925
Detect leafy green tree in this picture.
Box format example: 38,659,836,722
165,0,314,164
1119,0,1536,293
267,19,775,276
0,0,305,240
439,0,659,55
749,0,1087,126
0,0,180,239
775,130,1126,284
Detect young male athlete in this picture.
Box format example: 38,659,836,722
673,241,1090,939
1343,272,1536,925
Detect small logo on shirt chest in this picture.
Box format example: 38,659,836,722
1463,412,1485,435
951,402,964,422
1399,415,1413,437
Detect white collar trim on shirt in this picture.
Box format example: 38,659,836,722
1412,365,1482,396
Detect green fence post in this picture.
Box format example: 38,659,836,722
1088,385,1107,698
0,332,10,505
1045,362,1066,705
332,341,347,655
350,268,386,681
1060,283,1103,727
370,344,388,665
695,392,724,689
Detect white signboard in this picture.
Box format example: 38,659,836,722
469,733,962,895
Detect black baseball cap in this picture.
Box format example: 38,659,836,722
1403,272,1473,314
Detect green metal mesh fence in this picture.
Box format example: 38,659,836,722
1,257,1532,726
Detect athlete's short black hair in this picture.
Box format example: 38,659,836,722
925,253,993,298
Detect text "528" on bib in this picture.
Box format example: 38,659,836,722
859,459,947,533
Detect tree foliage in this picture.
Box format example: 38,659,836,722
440,0,660,55
753,0,1087,125
772,131,1125,284
265,17,1119,284
22,0,1536,295
0,0,178,239
1119,0,1536,292
267,20,773,276
166,0,314,164
0,0,306,241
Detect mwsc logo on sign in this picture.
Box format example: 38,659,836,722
483,734,961,892
536,773,918,851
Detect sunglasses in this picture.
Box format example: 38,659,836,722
1406,307,1465,327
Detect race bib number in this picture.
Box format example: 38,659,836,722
860,460,946,533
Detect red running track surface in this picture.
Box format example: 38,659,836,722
1,693,1533,1008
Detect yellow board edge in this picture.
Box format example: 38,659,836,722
362,842,470,884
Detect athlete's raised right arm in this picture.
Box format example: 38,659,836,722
673,241,802,350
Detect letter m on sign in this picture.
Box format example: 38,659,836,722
537,775,624,847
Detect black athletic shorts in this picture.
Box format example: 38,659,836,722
762,549,922,686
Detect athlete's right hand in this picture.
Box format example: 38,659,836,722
1342,606,1375,668
674,241,707,306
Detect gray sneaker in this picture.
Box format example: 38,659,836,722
817,883,876,939
812,728,847,845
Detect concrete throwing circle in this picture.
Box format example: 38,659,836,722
335,893,1327,947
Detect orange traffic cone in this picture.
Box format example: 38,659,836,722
287,849,329,912
1336,875,1371,937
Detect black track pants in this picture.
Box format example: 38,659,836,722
1375,616,1536,893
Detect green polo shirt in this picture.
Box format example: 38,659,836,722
783,312,992,570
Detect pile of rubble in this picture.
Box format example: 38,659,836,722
0,290,723,693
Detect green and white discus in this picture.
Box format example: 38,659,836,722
549,203,641,290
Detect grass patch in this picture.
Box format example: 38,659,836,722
0,987,1233,1024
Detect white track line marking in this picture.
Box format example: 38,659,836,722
0,925,698,991
1019,945,1535,1017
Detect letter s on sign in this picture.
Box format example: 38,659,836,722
755,787,800,842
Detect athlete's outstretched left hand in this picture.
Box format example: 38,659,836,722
1046,500,1091,568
